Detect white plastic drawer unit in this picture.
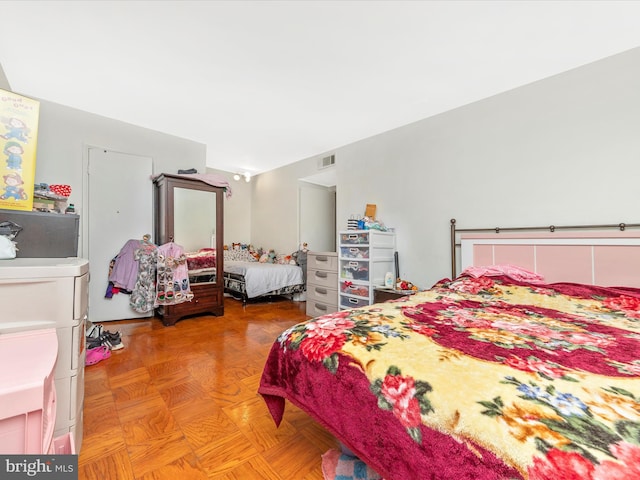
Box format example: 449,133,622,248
306,251,339,317
337,230,396,310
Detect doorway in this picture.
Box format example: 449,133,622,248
299,169,336,252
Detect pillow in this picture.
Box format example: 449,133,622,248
460,264,545,284
224,249,257,262
185,248,216,270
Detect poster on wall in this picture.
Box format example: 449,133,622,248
0,87,40,211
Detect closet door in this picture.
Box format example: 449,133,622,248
87,148,153,321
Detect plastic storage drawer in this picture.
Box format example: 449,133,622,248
307,284,337,305
340,295,370,309
308,269,338,289
340,260,369,281
340,246,369,259
307,300,336,317
340,232,369,245
339,281,370,298
307,253,338,272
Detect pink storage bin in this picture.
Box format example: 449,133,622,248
0,328,58,454
49,432,75,454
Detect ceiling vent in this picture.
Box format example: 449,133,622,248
318,154,335,170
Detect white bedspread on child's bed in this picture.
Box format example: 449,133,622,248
224,260,304,298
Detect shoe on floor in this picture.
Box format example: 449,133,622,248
86,322,103,339
103,330,124,350
87,331,124,351
85,345,111,366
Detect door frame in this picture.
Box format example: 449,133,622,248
82,144,155,321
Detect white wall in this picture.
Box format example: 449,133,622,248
0,65,10,90
214,160,335,255
253,47,640,289
251,154,336,255
206,167,252,246
16,95,207,257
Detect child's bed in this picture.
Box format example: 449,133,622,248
259,220,640,480
223,261,305,303
220,247,305,304
184,248,305,306
185,247,305,304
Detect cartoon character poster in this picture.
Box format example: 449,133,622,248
0,88,39,211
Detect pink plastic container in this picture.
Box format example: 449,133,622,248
0,328,58,454
49,432,75,454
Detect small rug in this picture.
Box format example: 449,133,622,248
321,448,384,480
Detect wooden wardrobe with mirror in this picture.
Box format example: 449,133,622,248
153,173,224,326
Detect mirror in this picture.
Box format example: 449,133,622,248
173,187,216,252
299,182,336,252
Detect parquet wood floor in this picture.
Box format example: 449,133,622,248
78,297,338,479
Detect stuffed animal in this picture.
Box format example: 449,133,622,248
259,248,274,263
277,254,295,265
296,243,308,263
294,242,309,283
248,245,261,261
292,243,308,264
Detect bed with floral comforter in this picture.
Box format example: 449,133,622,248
259,272,640,480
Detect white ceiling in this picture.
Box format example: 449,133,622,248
1,1,639,176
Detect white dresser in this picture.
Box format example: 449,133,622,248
338,230,396,309
305,251,338,317
0,257,89,451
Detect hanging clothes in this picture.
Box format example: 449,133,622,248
108,239,143,292
129,238,158,314
155,241,193,306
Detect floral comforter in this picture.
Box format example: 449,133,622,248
259,275,640,480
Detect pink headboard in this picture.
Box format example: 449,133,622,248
460,232,640,288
